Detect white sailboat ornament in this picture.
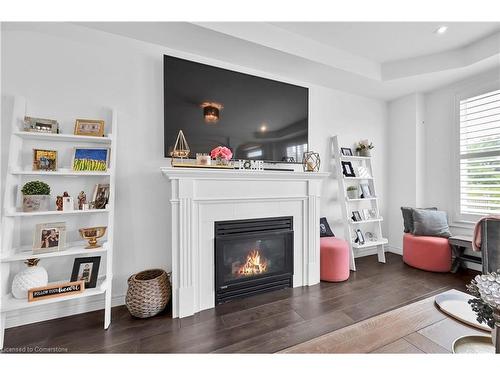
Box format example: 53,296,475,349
171,130,190,165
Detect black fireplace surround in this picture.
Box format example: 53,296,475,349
214,216,294,305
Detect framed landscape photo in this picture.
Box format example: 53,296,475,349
33,222,66,254
74,119,105,137
92,183,110,209
341,161,356,177
72,147,110,172
341,147,353,156
33,149,58,171
71,256,101,289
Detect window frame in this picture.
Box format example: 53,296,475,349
453,80,500,226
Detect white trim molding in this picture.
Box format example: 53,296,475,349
161,167,329,318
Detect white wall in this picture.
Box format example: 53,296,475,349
423,68,500,236
386,93,424,252
1,22,388,327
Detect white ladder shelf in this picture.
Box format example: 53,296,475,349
332,135,387,271
0,97,117,348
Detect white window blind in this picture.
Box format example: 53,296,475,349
459,89,500,215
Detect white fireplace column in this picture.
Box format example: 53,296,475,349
161,168,329,318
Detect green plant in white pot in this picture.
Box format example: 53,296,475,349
21,180,50,212
355,139,374,157
347,185,358,199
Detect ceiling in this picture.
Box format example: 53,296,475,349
270,22,500,63
74,21,500,100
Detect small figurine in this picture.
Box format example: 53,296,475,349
56,192,69,211
77,191,87,210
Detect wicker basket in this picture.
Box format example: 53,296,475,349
126,269,171,318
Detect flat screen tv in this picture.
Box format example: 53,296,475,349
164,55,308,163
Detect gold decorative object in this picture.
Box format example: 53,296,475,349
79,226,107,249
170,130,190,166
302,151,321,172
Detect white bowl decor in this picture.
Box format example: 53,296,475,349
11,258,48,299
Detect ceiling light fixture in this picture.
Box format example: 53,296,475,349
260,124,267,132
201,102,223,123
434,25,448,35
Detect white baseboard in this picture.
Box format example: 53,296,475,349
386,245,402,255
5,294,125,329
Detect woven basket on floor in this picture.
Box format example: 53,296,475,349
126,269,171,318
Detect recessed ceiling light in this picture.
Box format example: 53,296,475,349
260,124,267,132
435,26,448,35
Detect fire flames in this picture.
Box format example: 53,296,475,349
236,249,268,276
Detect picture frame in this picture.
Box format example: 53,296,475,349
357,166,371,178
74,119,105,137
33,149,58,171
33,222,66,254
92,183,110,209
72,147,110,172
71,256,101,289
24,116,59,134
341,161,356,177
352,210,362,222
355,229,365,245
368,209,378,219
362,209,371,221
340,147,353,156
360,183,372,198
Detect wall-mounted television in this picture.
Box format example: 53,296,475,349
164,55,309,163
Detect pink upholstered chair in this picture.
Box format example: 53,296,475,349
320,237,350,282
403,233,451,272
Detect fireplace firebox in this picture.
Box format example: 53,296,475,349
214,216,294,305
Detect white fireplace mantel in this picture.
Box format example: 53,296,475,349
161,167,330,318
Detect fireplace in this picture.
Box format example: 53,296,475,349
214,216,294,304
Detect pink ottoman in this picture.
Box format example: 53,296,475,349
320,237,350,282
403,233,451,272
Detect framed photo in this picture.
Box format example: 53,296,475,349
368,209,378,219
341,161,356,177
24,116,59,134
71,256,101,289
92,183,110,209
74,119,105,137
352,210,362,222
357,166,371,178
362,208,371,221
33,149,58,171
360,183,372,198
72,147,110,172
355,229,365,245
341,147,353,156
33,222,66,254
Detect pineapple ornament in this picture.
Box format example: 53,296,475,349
11,258,48,299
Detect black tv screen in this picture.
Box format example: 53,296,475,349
164,55,308,163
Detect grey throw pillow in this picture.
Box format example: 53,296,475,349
401,206,437,233
412,208,452,238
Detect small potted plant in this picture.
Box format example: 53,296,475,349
347,186,358,199
21,180,51,212
356,139,374,157
210,146,233,166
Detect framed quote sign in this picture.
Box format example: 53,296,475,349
28,280,85,302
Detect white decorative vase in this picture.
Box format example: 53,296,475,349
23,194,49,212
358,149,371,157
347,189,358,199
11,259,48,299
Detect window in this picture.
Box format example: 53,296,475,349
286,143,307,162
459,89,500,216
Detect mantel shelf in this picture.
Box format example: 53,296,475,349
161,167,330,180
13,131,112,144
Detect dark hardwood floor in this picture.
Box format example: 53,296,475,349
3,253,478,353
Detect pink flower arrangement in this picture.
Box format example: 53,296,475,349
210,146,233,161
